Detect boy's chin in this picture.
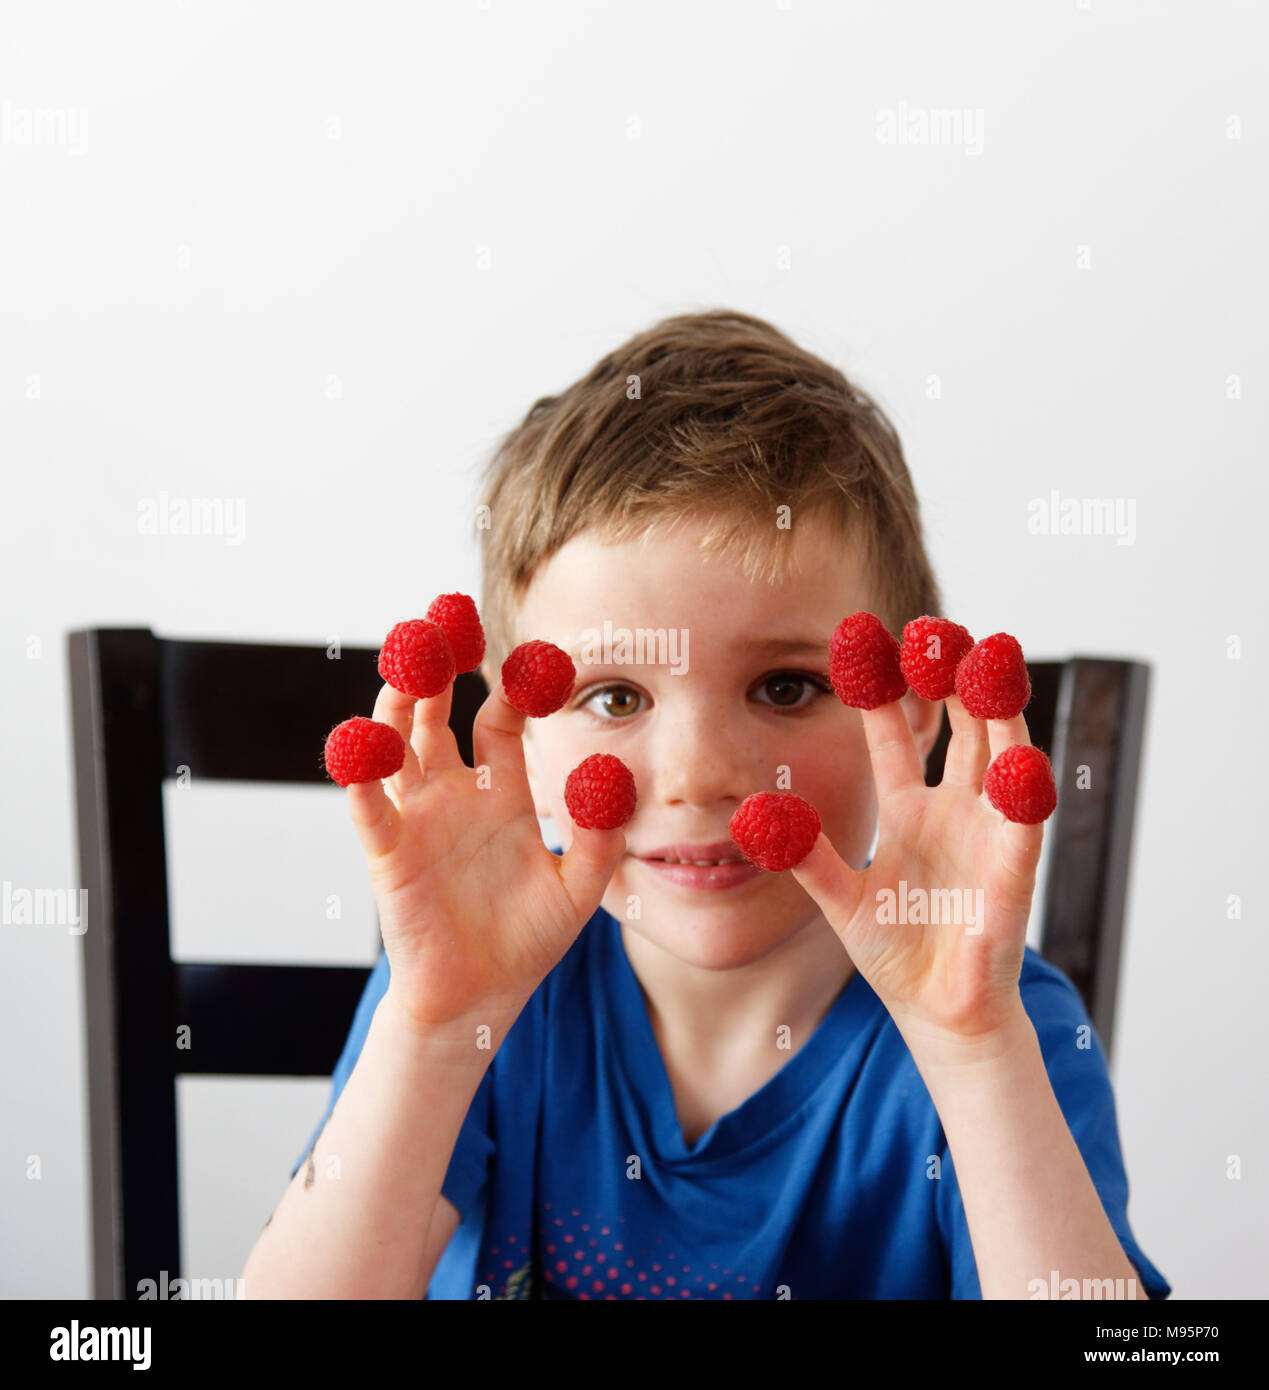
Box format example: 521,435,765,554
618,913,808,972
606,877,817,962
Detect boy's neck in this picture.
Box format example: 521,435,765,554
619,915,857,1062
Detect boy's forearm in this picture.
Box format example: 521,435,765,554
898,1004,1149,1300
240,990,515,1299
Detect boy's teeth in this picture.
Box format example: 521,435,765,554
659,858,738,865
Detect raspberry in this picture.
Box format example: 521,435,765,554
501,640,576,717
323,716,406,787
425,592,485,674
900,616,975,701
983,744,1057,824
378,619,456,699
729,792,821,872
954,633,1031,719
829,612,908,710
564,753,638,830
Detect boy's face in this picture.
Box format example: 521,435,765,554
490,511,942,972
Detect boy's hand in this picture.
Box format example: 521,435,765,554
344,676,626,1034
790,695,1044,1048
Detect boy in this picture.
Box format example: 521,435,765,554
242,309,1170,1299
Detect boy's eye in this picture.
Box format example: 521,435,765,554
577,672,832,721
754,671,833,710
583,685,645,720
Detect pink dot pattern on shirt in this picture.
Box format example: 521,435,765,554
480,1204,770,1300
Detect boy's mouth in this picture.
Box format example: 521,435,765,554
631,842,761,890
635,840,745,866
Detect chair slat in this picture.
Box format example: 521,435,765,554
158,638,488,781
174,963,372,1075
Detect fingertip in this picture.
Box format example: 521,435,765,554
1000,816,1045,876
372,679,417,729
346,779,399,857
985,712,1032,762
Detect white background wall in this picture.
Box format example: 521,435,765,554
1,0,1264,1299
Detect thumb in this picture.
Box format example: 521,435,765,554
556,824,627,917
789,832,865,933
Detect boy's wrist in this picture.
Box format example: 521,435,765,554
378,983,528,1064
890,994,1036,1080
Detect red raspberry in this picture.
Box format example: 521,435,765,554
378,619,456,699
900,616,975,701
501,640,576,717
729,792,821,872
954,632,1031,719
829,612,908,710
564,753,638,830
425,592,486,674
983,744,1057,824
323,716,406,787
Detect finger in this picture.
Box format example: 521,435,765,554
372,681,426,798
556,824,628,917
470,676,533,790
986,710,1032,764
345,781,401,860
789,831,866,936
860,700,926,801
941,694,990,790
997,818,1045,895
410,677,464,777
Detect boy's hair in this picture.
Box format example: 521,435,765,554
474,308,941,677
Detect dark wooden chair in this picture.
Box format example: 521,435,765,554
67,627,1148,1299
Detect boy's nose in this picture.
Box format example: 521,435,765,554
648,714,756,810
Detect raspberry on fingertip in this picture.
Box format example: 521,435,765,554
954,633,1031,720
729,792,821,872
502,640,576,717
983,744,1056,824
900,616,975,701
323,716,406,787
829,612,908,710
425,592,486,674
565,753,637,830
378,619,456,699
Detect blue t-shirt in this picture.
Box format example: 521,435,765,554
292,885,1170,1300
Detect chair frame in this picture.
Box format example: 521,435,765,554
67,627,1148,1299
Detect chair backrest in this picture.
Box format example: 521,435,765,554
67,627,1148,1299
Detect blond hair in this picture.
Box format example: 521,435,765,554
475,308,940,676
